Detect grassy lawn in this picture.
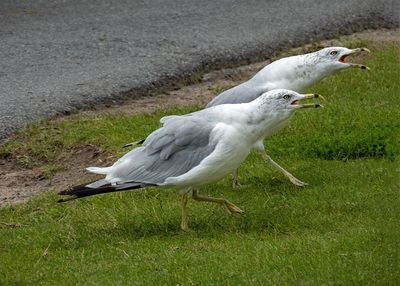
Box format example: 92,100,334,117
0,41,399,285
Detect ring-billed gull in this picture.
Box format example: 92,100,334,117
59,89,323,231
207,47,370,188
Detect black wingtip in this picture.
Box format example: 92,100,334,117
58,188,72,196
57,181,149,202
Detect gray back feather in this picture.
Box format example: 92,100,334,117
112,114,217,184
206,81,267,107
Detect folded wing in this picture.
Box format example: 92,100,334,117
96,114,218,185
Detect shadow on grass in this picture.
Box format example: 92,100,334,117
84,181,303,241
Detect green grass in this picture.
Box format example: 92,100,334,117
0,42,399,285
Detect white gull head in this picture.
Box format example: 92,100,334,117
244,89,323,140
251,47,370,93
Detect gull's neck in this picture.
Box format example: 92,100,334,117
250,53,334,93
238,100,293,143
208,101,293,144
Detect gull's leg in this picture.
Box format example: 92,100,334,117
260,152,308,187
253,140,307,187
192,189,243,214
232,168,242,189
180,193,189,232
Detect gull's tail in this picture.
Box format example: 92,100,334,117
85,166,112,175
58,179,152,202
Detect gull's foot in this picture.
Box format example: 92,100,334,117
221,199,244,214
232,178,242,189
180,221,189,232
232,179,250,189
288,175,308,187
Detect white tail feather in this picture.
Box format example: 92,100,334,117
86,166,112,175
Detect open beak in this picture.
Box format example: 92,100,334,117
339,47,370,70
291,93,325,109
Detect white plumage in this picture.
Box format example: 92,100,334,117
207,46,370,187
59,89,322,230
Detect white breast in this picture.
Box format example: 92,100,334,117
162,123,251,188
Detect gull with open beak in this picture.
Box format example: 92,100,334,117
205,46,370,188
337,47,371,70
59,89,323,231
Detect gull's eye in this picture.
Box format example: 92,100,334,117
283,94,290,100
330,50,338,56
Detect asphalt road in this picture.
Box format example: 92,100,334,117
0,0,398,140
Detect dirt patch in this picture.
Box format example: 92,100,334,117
0,29,398,206
0,145,109,205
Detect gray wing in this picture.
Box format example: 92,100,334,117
110,113,217,184
206,81,269,107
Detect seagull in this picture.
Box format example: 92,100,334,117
58,89,323,231
207,47,370,188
